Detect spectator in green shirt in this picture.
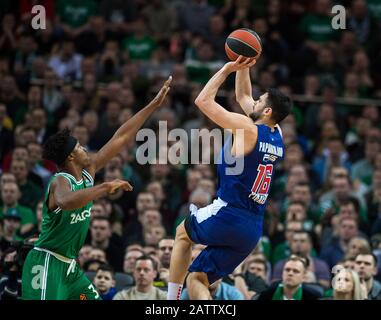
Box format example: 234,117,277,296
122,16,156,62
351,136,380,187
367,0,381,20
272,220,303,265
0,209,23,253
185,39,224,84
141,0,178,41
348,0,379,54
286,200,316,234
319,174,368,225
56,0,97,30
0,172,17,192
281,182,321,224
0,182,37,237
299,0,338,51
307,46,344,88
10,158,43,212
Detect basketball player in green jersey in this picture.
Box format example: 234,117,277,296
22,77,172,300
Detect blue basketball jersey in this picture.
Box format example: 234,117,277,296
216,124,284,214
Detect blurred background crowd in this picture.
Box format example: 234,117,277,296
1,0,381,300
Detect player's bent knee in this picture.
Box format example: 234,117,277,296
187,272,210,287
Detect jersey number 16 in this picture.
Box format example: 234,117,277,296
251,164,273,195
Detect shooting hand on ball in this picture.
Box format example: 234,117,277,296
223,55,256,74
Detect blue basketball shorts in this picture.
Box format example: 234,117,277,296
184,198,263,285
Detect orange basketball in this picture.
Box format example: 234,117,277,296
225,28,262,61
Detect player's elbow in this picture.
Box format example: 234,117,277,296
56,196,72,211
194,96,204,107
195,96,209,109
56,198,68,210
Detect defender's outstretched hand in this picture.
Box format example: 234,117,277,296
223,56,256,74
152,76,172,107
105,179,133,194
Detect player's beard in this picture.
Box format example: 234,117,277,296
249,110,262,122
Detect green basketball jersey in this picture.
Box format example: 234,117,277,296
34,169,94,259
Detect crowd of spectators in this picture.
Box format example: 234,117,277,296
1,0,381,300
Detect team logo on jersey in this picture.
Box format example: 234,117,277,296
70,209,91,224
80,294,87,300
263,154,278,162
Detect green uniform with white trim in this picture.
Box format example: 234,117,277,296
22,169,100,300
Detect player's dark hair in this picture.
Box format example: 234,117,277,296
267,88,292,123
42,128,77,166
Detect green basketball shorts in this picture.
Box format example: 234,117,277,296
22,247,100,300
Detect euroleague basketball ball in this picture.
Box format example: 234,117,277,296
225,28,262,61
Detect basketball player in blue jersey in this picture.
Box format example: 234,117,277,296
167,56,292,300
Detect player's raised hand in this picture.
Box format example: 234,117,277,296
105,179,133,194
152,76,172,107
223,55,256,73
